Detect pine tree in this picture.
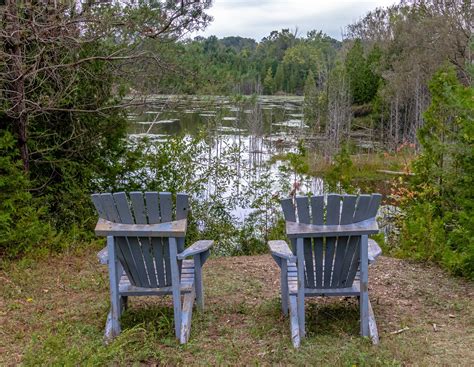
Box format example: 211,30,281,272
263,67,274,95
303,70,318,126
274,63,285,93
345,39,380,105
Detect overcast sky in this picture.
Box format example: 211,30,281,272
195,0,397,41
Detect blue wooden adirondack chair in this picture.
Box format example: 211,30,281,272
269,194,382,347
91,191,213,343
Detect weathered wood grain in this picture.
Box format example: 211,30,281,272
95,218,187,237
268,240,295,261
180,286,196,344
289,295,300,348
368,299,379,344
285,218,379,238
177,240,214,260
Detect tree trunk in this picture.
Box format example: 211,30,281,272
5,1,29,171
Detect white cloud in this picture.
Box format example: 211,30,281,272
196,0,397,40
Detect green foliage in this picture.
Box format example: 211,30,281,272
273,63,285,92
263,67,274,94
397,202,446,261
0,132,53,257
98,131,283,256
399,67,474,278
274,140,309,176
325,144,355,193
149,30,340,95
345,40,380,105
303,70,318,125
0,2,211,256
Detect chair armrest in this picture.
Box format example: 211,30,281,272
368,238,382,264
94,218,187,237
286,218,379,238
268,240,296,261
177,240,214,260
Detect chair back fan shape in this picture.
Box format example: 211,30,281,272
281,194,381,290
91,192,189,289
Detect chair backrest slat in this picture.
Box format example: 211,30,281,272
310,195,324,225
144,192,167,286
158,192,173,281
296,196,314,287
340,195,357,225
332,195,357,288
323,194,341,287
281,198,296,222
100,193,121,222
176,193,189,253
91,194,107,219
114,192,152,287
310,195,324,286
353,195,372,221
145,192,161,223
159,192,173,222
95,193,139,285
287,193,380,290
367,194,382,219
296,196,310,223
113,192,134,223
130,192,148,224
343,194,379,287
176,193,189,220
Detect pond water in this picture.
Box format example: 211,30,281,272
126,95,395,245
127,96,325,212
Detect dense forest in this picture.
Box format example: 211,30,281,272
148,0,471,152
0,0,472,277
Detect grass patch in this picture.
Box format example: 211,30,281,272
1,249,473,365
309,151,414,181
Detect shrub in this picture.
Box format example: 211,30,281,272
0,132,53,257
398,67,473,278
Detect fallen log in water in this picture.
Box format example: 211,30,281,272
377,170,415,176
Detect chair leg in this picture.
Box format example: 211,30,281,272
289,295,300,348
359,292,369,337
360,235,369,338
180,287,196,344
296,239,305,338
368,299,379,344
106,236,121,341
169,238,182,340
281,260,289,316
194,253,204,311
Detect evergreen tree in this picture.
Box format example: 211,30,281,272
303,70,318,126
274,63,285,92
400,67,474,278
263,67,274,95
345,39,379,105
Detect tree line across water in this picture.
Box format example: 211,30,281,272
0,0,472,278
